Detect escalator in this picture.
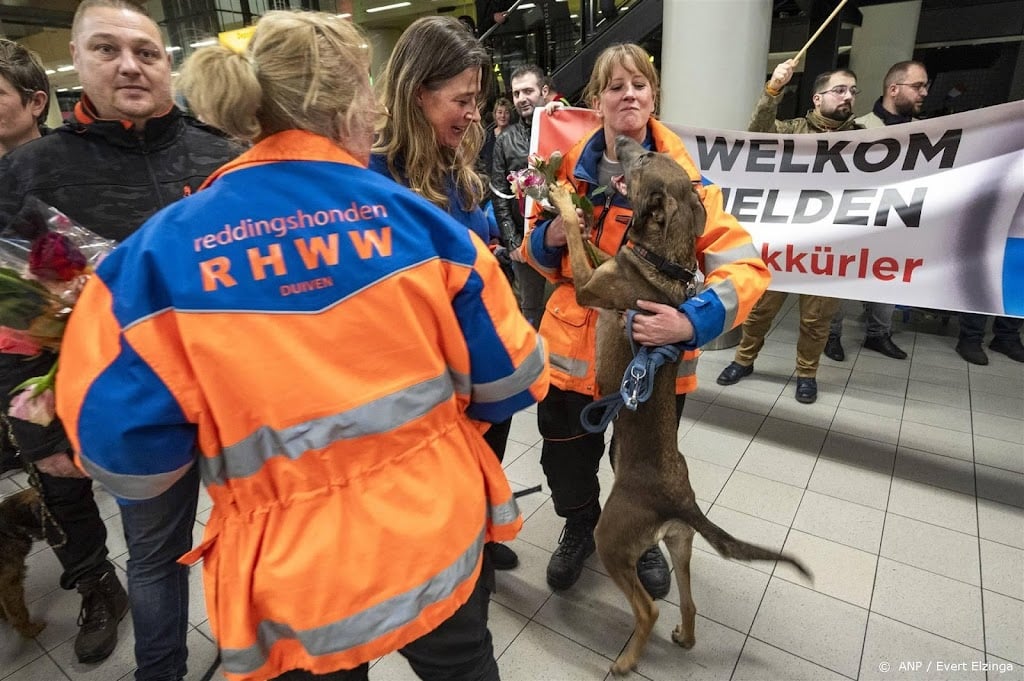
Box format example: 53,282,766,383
482,0,664,105
547,0,664,103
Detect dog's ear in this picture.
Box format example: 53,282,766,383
662,183,705,243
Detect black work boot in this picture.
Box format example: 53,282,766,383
637,545,671,599
546,503,600,590
75,568,130,663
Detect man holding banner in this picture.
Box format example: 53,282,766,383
717,59,860,404
825,60,932,362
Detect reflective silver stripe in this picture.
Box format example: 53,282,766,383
450,369,471,396
703,242,761,275
707,278,741,332
550,352,589,378
79,456,194,502
200,374,454,486
221,527,486,675
473,336,547,403
491,494,520,526
676,356,698,378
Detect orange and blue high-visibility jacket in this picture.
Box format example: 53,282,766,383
56,130,549,681
520,118,770,396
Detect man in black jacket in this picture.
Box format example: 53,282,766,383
0,1,238,676
490,64,552,327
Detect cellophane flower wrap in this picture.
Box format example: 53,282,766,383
1,197,116,426
507,151,608,265
508,151,601,219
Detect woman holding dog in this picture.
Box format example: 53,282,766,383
520,43,771,596
370,15,522,574
56,10,548,681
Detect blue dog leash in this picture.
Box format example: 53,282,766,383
580,310,685,433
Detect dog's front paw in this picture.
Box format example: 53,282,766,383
17,620,46,638
671,625,695,649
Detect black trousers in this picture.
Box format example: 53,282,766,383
36,472,112,589
481,418,512,464
271,576,499,681
538,385,686,517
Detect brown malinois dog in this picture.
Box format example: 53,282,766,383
0,487,45,638
548,135,810,675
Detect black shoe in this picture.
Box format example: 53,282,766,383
990,338,1024,363
824,334,845,362
75,569,129,663
956,342,989,366
716,362,753,386
637,546,670,599
546,508,599,590
795,377,817,404
863,334,907,360
486,542,519,570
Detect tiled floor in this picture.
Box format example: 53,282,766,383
2,300,1022,681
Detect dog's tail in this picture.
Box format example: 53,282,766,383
688,507,812,580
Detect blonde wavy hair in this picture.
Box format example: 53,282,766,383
373,15,490,211
178,11,373,145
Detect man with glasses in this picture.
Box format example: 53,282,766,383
717,59,860,404
824,60,930,363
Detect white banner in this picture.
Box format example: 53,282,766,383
669,101,1024,318
531,102,1024,318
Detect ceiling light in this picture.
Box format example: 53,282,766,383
57,87,69,92
518,2,536,7
56,65,75,72
72,86,83,91
190,38,218,48
166,46,182,53
336,12,352,18
366,2,411,13
45,69,56,75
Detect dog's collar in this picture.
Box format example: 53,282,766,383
629,242,698,285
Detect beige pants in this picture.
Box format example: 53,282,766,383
734,291,842,377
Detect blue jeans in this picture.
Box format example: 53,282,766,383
959,313,1023,345
120,462,200,681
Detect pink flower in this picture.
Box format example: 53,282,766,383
0,326,43,356
9,387,55,426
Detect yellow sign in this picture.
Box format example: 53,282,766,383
218,26,256,54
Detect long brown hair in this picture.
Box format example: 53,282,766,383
373,16,490,211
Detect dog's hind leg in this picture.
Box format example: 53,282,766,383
663,523,697,648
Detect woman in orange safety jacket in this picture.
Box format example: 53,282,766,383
518,43,770,598
56,11,548,681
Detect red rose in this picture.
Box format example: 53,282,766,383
28,232,88,281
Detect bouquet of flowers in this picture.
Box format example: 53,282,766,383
507,151,609,265
507,151,599,220
0,198,115,426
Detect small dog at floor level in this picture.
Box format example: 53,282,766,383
553,135,811,675
0,488,46,638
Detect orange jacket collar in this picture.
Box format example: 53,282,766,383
201,130,362,190
74,95,174,131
